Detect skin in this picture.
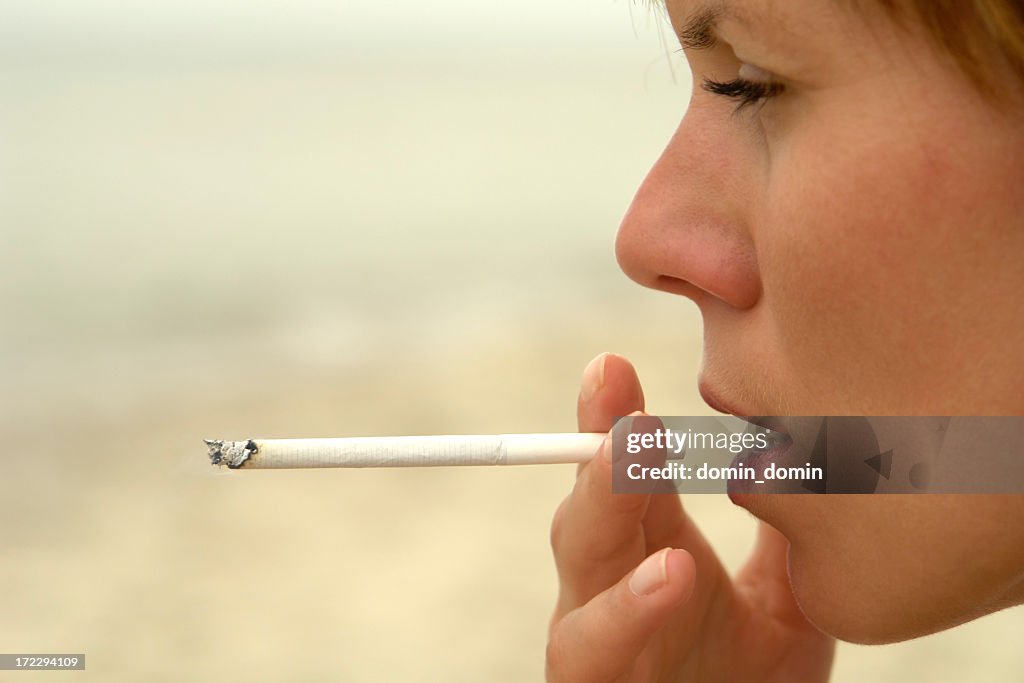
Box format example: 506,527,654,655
548,0,1024,679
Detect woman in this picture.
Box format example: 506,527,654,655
546,0,1024,680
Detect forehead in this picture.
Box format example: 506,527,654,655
663,0,860,31
664,0,898,77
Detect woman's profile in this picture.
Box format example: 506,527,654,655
546,0,1024,680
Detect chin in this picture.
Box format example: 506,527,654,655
740,495,995,645
785,542,989,645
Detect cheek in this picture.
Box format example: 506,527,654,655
755,98,1019,412
770,124,944,303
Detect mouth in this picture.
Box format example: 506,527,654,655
725,415,794,503
733,418,793,469
699,382,795,499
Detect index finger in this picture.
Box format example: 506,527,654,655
577,353,645,433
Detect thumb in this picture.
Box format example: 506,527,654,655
546,548,696,682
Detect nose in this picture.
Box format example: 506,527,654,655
615,108,762,310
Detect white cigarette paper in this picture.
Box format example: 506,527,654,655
205,433,606,470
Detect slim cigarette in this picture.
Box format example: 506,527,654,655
205,433,606,470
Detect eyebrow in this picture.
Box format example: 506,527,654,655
677,6,721,50
676,3,753,51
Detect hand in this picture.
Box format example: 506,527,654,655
546,353,836,682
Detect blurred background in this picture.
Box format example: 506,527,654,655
2,0,1022,680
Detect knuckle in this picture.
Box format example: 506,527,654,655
583,534,642,573
608,491,648,515
544,627,569,681
549,496,571,553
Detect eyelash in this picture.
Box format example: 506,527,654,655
701,77,785,114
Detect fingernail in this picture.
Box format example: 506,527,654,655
629,549,669,597
580,353,608,404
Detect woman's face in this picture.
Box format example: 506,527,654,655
616,0,1024,642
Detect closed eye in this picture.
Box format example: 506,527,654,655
702,76,785,114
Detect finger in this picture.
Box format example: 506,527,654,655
558,354,720,619
575,353,722,571
547,548,696,683
577,353,645,434
552,433,651,617
643,495,724,577
549,353,648,614
640,493,688,555
607,412,722,598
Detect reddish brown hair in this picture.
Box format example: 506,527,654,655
874,0,1024,99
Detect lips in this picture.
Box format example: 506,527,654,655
727,428,793,501
699,384,794,464
732,421,794,472
700,382,797,498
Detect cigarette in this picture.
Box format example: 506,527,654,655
205,433,606,470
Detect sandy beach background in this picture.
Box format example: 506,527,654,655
3,0,1023,680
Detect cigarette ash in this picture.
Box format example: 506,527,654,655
205,439,257,468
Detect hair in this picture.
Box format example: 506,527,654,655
872,0,1024,100
647,0,1024,103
